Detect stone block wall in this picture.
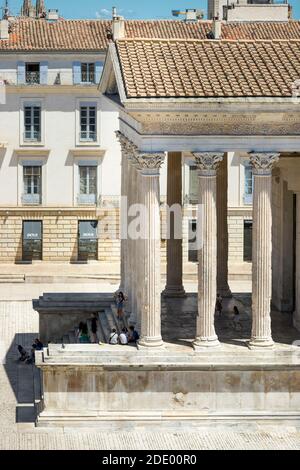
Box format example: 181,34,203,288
0,209,121,263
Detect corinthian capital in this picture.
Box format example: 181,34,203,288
250,153,280,175
193,152,224,176
135,153,165,176
115,131,138,161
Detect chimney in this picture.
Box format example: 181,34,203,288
47,9,59,21
112,11,125,40
212,19,222,39
0,19,9,40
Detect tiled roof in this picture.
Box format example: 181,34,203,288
115,39,300,98
1,18,300,51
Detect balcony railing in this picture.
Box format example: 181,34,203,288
25,71,40,84
79,131,97,142
0,71,99,86
22,193,42,205
81,71,95,84
24,131,41,143
78,194,97,205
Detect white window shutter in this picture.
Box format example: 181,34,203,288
73,62,81,84
17,61,25,84
40,62,48,85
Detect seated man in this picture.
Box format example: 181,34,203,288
17,345,29,362
109,328,119,345
128,326,139,344
119,328,128,345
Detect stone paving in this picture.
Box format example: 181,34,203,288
1,290,300,450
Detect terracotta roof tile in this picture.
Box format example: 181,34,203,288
1,18,300,52
115,39,300,98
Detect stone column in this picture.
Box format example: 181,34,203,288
115,132,138,319
119,143,128,293
192,153,224,350
163,152,186,298
136,152,165,349
249,153,280,349
217,154,232,298
294,193,300,331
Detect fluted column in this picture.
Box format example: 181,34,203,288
136,152,165,349
193,153,224,350
249,153,280,349
163,152,186,298
115,132,138,319
294,193,300,332
116,132,128,293
217,154,232,298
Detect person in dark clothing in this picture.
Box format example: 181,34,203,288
17,345,29,362
128,326,139,344
91,314,98,343
32,339,44,351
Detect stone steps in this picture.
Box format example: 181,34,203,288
0,274,25,284
52,303,129,346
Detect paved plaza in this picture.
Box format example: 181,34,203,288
0,283,300,450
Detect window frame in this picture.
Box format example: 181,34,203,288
81,63,96,84
20,99,45,146
22,165,42,205
244,163,254,205
75,99,99,147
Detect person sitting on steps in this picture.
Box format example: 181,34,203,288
109,328,119,345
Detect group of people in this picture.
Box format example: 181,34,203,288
17,338,44,364
109,326,139,345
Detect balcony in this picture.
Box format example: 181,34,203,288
0,71,99,87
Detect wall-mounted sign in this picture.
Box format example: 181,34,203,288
78,221,98,240
23,221,42,241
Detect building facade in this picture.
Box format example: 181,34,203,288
0,9,299,280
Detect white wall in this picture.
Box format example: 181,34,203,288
0,53,122,207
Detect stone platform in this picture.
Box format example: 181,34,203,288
35,341,300,428
33,292,300,428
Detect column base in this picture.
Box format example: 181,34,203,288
137,336,165,350
248,338,275,350
193,336,221,351
163,285,186,298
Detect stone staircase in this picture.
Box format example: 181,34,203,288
0,273,25,283
57,304,129,345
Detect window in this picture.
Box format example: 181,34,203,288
188,220,198,263
22,221,43,261
244,220,253,262
80,105,97,142
23,166,42,205
244,164,253,205
81,63,95,83
79,166,97,204
78,221,98,261
25,63,40,84
24,105,41,142
189,166,198,204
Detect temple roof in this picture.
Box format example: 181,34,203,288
1,18,300,52
115,38,300,98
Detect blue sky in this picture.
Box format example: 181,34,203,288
6,1,300,20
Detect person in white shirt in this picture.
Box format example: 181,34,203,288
119,328,128,345
109,328,119,345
